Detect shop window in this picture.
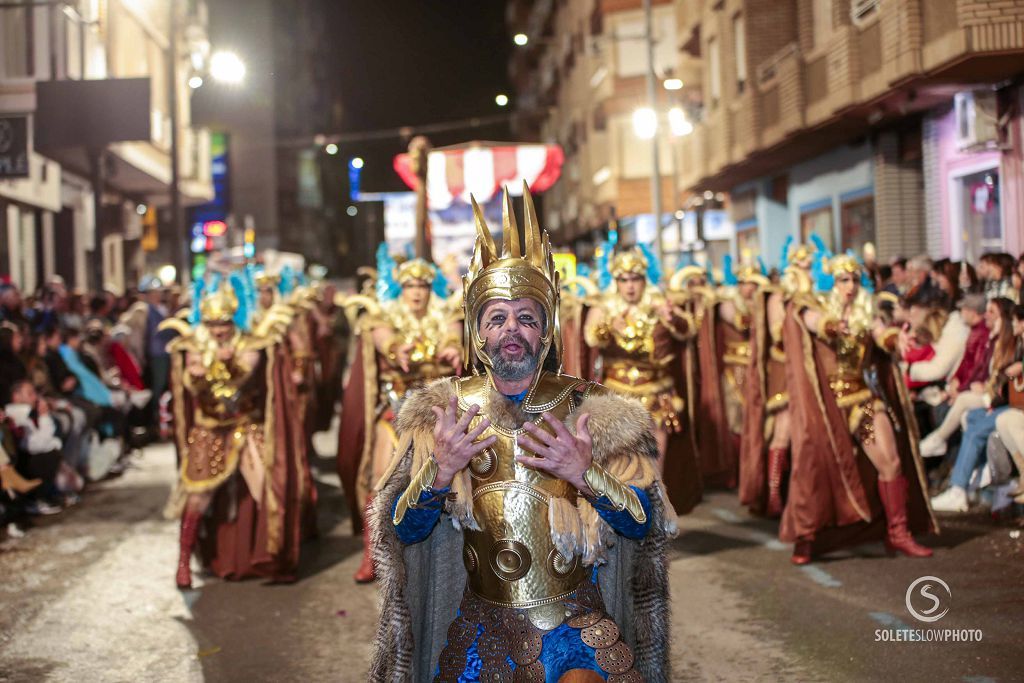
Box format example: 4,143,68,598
733,14,747,96
708,36,721,108
736,227,760,261
958,169,1001,263
800,204,834,252
840,195,875,254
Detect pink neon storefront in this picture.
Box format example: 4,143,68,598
925,85,1024,261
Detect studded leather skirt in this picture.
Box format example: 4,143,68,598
434,579,641,682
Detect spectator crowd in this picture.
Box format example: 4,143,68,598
0,275,177,539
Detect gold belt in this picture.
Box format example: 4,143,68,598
723,341,752,366
828,375,872,409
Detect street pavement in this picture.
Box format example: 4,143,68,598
0,432,1021,682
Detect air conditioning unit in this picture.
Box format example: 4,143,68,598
954,90,999,151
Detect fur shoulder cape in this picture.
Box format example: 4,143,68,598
367,373,676,682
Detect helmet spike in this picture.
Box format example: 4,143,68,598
470,195,497,269
521,180,543,266
501,187,522,258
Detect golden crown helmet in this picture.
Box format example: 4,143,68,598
464,182,560,377
394,258,436,286
787,243,813,266
253,272,280,289
826,253,862,277
199,285,239,324
736,264,770,287
610,247,648,279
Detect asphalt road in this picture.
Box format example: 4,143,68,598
1,435,1020,683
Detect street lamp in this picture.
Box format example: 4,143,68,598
663,77,683,91
632,107,658,140
495,93,510,107
210,50,246,84
350,157,365,169
325,143,339,155
513,32,529,46
668,107,693,137
188,74,203,89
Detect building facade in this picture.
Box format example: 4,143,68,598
0,0,214,294
674,0,1024,267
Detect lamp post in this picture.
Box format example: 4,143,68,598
642,0,664,263
168,0,187,283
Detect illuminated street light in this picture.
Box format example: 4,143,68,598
495,93,510,107
210,50,246,84
346,205,358,217
632,107,658,139
663,77,684,91
350,157,365,169
513,33,529,46
188,75,203,89
668,107,693,137
325,143,339,155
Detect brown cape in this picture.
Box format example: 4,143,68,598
367,375,674,682
337,331,376,533
779,302,937,552
738,289,771,513
695,299,738,487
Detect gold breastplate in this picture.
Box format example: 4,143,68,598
456,373,594,610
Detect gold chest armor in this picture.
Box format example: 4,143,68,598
455,374,594,611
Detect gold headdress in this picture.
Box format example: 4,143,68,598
787,243,812,266
254,272,280,289
610,247,648,278
395,258,436,285
464,182,559,376
200,286,238,324
826,254,861,276
736,264,770,287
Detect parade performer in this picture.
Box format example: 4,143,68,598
338,247,462,583
738,242,811,517
781,252,935,564
368,186,674,682
163,273,315,588
582,243,702,512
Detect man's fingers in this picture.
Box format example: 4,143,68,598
463,418,492,443
514,453,550,470
517,435,556,459
468,435,498,454
453,403,480,435
522,421,557,446
541,412,573,439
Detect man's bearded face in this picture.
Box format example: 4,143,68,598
478,298,545,381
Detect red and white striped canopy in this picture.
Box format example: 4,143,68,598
393,142,564,210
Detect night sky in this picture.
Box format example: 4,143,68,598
324,0,514,192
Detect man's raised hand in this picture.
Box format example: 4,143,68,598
516,412,593,492
430,397,496,489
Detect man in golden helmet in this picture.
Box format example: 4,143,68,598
583,246,694,478
338,252,463,584
163,279,314,589
368,185,674,682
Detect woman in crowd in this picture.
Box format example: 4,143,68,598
918,295,1012,457
931,297,1022,511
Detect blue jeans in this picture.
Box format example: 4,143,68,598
950,406,1007,489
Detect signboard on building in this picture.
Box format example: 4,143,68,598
0,116,29,179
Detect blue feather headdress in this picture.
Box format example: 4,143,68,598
431,266,449,298
228,270,252,331
595,241,613,291
189,277,206,325
637,243,662,285
780,235,795,268
722,254,738,286
375,244,401,302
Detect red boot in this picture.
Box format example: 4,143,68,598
765,447,789,517
353,495,376,584
791,536,813,565
878,476,933,558
176,510,202,589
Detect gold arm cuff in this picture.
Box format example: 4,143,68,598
392,456,439,525
582,462,647,524
818,315,840,338
877,326,899,351
583,320,611,349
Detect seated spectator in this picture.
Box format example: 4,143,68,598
920,296,1013,457
931,301,1024,512
903,325,936,391
905,255,943,305
0,322,29,403
979,252,1019,303
4,384,70,513
884,257,908,296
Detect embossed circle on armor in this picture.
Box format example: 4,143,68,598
509,630,543,665
470,447,497,479
489,539,532,581
581,618,621,649
607,669,643,682
595,641,635,675
546,548,578,578
567,610,604,629
511,660,546,682
463,544,479,574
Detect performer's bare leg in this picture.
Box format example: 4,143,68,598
860,411,932,558
177,491,213,588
